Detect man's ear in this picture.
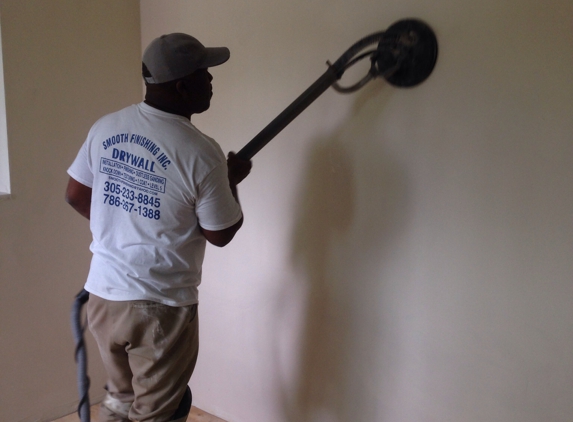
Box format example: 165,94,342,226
175,80,187,96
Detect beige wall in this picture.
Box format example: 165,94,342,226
141,1,573,421
0,1,141,421
1,1,571,421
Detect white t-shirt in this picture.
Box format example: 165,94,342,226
68,102,242,306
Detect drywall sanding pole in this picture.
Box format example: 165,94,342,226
234,31,389,161
235,20,438,161
235,64,341,160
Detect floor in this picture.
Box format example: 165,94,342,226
53,404,227,422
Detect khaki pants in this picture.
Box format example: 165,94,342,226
87,294,199,422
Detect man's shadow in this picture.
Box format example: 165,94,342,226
277,81,411,421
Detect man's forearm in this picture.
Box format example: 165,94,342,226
69,201,91,219
229,182,240,204
66,177,92,220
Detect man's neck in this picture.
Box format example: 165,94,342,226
144,99,191,120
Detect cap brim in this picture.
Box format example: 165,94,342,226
203,47,230,68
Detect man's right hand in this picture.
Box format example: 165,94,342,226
227,152,252,186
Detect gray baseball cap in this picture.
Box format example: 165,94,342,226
142,33,230,84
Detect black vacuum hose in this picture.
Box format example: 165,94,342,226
71,288,91,422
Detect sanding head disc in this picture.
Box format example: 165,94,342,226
380,19,438,87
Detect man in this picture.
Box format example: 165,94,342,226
66,33,251,422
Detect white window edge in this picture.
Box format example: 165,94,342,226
0,13,10,198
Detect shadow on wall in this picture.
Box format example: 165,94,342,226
280,83,411,421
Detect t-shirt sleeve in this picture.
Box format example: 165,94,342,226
195,161,242,231
67,139,94,188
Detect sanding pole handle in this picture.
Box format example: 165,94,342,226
235,65,340,161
